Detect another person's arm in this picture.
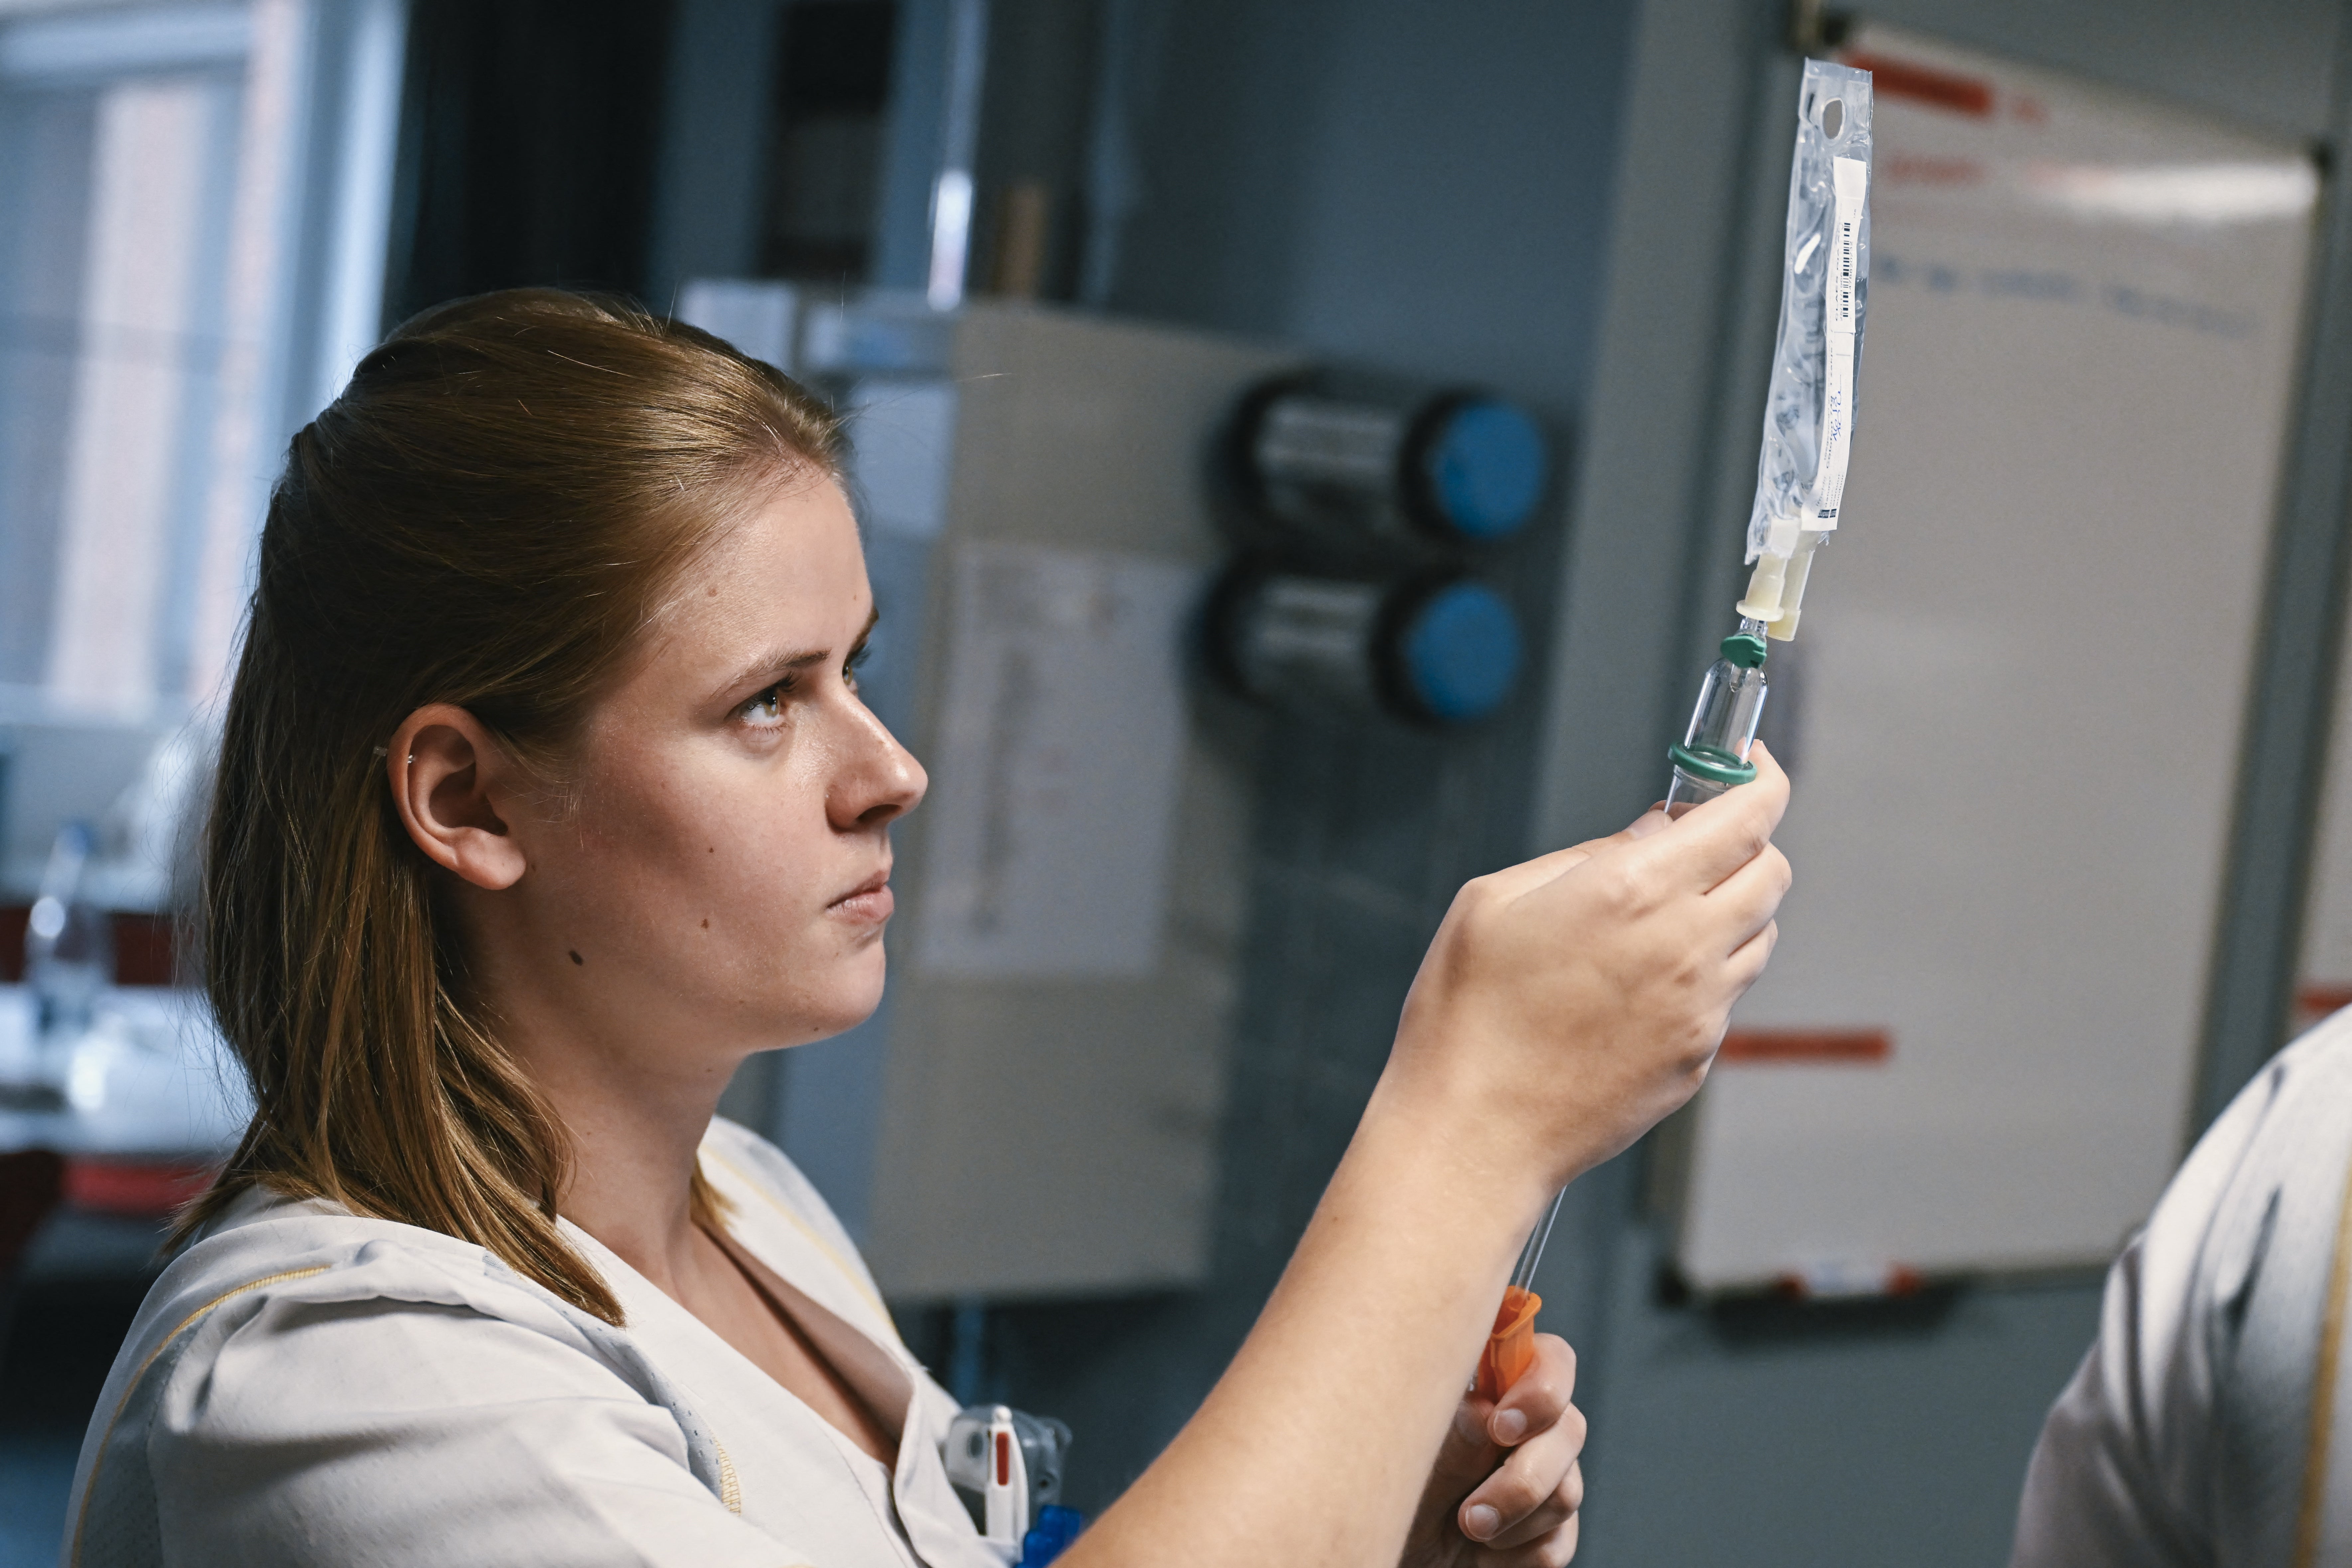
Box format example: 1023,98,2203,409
2010,1016,2340,1568
1071,748,1791,1568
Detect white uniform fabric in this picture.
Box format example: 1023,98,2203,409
2013,1008,2352,1567
60,1117,1006,1568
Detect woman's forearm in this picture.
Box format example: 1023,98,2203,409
1069,1078,1550,1568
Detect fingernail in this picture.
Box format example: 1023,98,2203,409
1490,1408,1528,1444
1464,1504,1501,1540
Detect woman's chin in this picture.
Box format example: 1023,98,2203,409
715,944,887,1048
798,963,888,1042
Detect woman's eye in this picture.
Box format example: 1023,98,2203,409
739,682,789,728
845,644,871,692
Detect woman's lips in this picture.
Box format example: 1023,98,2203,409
829,871,894,924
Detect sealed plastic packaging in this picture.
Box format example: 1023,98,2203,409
1738,59,1873,641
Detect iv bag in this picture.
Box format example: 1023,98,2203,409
1747,59,1873,563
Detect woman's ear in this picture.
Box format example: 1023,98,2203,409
387,704,530,890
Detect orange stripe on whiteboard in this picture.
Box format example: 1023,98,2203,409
1719,1028,1892,1064
2299,983,2352,1018
1842,53,1994,118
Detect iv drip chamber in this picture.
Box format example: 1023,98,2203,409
1665,624,1769,814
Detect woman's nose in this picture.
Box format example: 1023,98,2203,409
831,697,927,831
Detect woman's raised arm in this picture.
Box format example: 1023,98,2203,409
1069,745,1793,1568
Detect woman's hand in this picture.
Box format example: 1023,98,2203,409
1378,743,1791,1200
1403,1335,1585,1567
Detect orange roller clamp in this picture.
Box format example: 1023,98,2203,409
1475,1285,1541,1402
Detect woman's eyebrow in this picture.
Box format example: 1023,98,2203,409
714,606,882,700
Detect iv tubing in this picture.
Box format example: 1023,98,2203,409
1513,1189,1564,1296
1477,1189,1564,1401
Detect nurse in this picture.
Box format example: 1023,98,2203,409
64,290,1791,1568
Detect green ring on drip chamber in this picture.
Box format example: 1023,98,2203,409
1668,742,1758,787
1720,631,1768,668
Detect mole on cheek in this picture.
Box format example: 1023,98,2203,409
701,919,710,929
568,950,584,966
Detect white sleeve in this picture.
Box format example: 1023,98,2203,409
148,1287,790,1568
2008,1047,2288,1568
2009,1232,2209,1568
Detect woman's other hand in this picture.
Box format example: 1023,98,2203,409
1379,742,1791,1200
1403,1334,1585,1567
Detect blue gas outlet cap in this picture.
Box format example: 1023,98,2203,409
1400,581,1522,723
1426,400,1547,541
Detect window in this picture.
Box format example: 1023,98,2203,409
0,0,402,904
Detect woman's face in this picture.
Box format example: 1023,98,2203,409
475,471,925,1078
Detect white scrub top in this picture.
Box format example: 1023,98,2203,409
61,1117,1007,1568
2013,1008,2352,1567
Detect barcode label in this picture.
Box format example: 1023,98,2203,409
1809,156,1868,527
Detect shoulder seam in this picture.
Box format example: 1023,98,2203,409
69,1265,334,1567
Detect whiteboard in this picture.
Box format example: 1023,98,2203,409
1672,24,2318,1290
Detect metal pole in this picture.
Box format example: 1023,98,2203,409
2193,40,2352,1134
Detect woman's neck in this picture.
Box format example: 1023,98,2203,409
490,991,901,1466
486,998,735,1293
541,1066,718,1293
448,878,743,1290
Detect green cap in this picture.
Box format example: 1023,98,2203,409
1668,742,1758,787
1720,632,1768,669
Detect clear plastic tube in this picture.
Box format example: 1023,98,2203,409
1512,1189,1565,1296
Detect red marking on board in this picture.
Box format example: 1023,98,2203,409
1884,153,1985,187
2299,983,2352,1020
995,1431,1011,1486
1719,1028,1892,1064
1773,1264,1923,1300
1844,52,1994,118
63,1158,217,1217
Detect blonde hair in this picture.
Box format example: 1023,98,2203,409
175,289,843,1322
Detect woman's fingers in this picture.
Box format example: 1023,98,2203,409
1727,918,1781,991
1459,1337,1585,1547
1486,1333,1575,1445
1704,840,1793,955
1465,1442,1585,1551
1477,1473,1582,1566
1625,741,1790,895
1460,1416,1586,1542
